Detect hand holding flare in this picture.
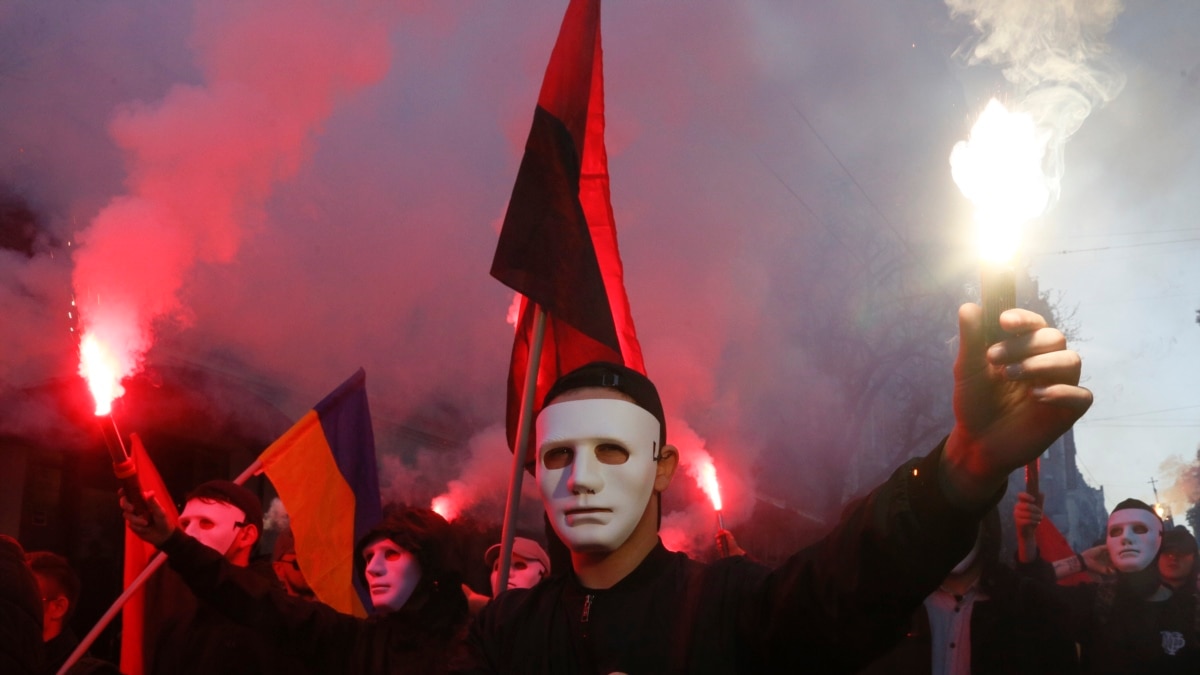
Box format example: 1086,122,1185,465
80,332,151,523
948,99,1066,498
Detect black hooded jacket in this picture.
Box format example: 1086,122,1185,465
159,508,469,675
1014,555,1200,674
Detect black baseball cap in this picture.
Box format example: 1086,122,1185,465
1162,527,1198,555
185,480,264,532
542,361,666,448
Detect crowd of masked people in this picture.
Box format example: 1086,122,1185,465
4,305,1199,673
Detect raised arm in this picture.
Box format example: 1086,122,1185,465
940,305,1091,509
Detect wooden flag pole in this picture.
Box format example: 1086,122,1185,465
59,459,265,675
495,304,548,593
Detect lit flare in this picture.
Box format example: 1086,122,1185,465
950,98,1051,264
79,333,124,416
431,495,459,522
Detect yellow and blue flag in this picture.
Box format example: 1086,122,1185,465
259,369,382,617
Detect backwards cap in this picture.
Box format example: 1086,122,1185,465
186,480,263,532
542,361,666,448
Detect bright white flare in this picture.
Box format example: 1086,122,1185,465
79,333,124,416
430,495,459,522
695,459,723,511
950,99,1051,264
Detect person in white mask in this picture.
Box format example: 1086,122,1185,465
131,480,306,675
177,480,262,565
125,494,469,675
1015,494,1200,673
461,303,1092,674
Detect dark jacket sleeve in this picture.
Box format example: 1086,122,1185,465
160,530,363,668
748,442,999,672
1012,554,1096,643
0,535,45,675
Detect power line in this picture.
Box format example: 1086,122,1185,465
1041,226,1200,241
1086,404,1200,422
1036,237,1200,255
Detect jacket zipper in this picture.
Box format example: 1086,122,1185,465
580,593,594,638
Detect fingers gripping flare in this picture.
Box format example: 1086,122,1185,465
943,304,1093,508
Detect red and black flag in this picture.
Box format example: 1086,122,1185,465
491,0,644,463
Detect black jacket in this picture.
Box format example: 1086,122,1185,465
456,445,991,674
857,564,1080,674
1015,557,1200,674
160,531,468,674
151,555,307,675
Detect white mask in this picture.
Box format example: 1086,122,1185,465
179,499,248,557
536,398,662,553
1106,509,1162,573
490,555,546,596
362,538,422,613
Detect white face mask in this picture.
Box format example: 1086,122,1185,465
536,398,662,554
361,538,422,613
1106,509,1162,573
179,500,248,557
490,555,546,596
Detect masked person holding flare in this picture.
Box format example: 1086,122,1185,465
124,491,468,675
456,305,1092,674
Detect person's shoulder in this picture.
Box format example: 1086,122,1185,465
487,577,562,617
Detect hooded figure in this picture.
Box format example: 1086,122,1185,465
124,492,469,674
353,507,468,630
1014,493,1199,674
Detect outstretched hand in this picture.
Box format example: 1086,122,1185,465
120,490,174,547
942,305,1092,509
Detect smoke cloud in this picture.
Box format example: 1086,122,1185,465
71,0,401,390
945,0,1126,205
3,1,1194,553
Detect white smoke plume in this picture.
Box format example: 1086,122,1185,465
946,0,1127,206
263,496,291,532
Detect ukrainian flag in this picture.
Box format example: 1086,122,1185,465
259,369,382,617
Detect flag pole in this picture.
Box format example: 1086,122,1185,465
58,459,265,675
495,304,548,593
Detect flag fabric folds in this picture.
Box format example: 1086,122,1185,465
490,0,644,463
1036,516,1092,586
258,368,382,616
121,434,180,675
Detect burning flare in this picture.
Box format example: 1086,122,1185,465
950,98,1051,263
79,333,126,416
431,495,459,522
695,459,723,512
